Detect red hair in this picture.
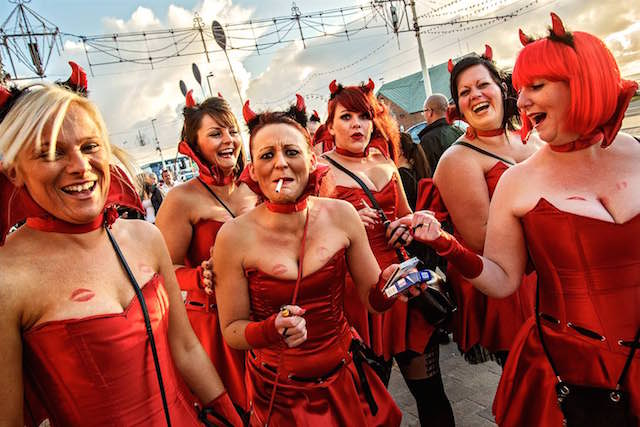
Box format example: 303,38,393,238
327,86,400,163
513,31,623,140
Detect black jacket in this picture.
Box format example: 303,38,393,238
150,185,164,214
418,118,463,175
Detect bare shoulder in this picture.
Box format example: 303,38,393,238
0,230,38,319
434,142,482,182
312,197,360,229
215,211,252,248
112,218,164,250
610,132,640,158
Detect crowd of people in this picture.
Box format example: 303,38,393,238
0,13,638,427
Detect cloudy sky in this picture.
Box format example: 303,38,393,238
2,0,638,165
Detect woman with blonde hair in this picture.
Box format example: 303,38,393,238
0,70,241,426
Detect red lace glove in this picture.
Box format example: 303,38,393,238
244,313,282,348
431,232,483,279
198,391,243,427
174,266,205,292
368,271,396,312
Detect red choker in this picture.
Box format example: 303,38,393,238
264,197,308,214
465,126,505,140
178,140,234,186
335,146,366,158
550,132,602,152
25,207,119,234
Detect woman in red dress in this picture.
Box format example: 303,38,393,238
432,46,538,365
0,76,241,425
213,110,402,427
320,80,453,426
156,93,256,412
405,14,640,426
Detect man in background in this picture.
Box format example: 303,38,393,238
418,94,463,176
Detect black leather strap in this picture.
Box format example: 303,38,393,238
324,155,407,261
453,141,515,166
105,226,172,427
197,178,236,218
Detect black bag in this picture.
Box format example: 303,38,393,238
324,155,456,326
535,279,639,427
555,382,632,427
409,273,456,326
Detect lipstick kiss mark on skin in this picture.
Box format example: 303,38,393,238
70,288,95,302
616,181,628,191
317,246,329,263
272,264,288,276
566,196,587,201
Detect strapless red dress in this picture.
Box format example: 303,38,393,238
244,248,402,426
22,274,201,426
448,162,536,354
333,178,433,360
180,219,247,410
493,199,640,426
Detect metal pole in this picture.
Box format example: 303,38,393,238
409,0,432,98
151,119,166,168
206,72,214,97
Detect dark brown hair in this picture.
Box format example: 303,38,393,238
181,96,245,177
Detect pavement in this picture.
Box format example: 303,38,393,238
388,338,501,427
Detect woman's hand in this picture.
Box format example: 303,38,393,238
201,259,214,295
386,215,413,248
357,198,380,229
408,210,442,243
275,305,307,348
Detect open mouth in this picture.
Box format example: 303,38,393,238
472,102,490,113
529,112,547,127
61,181,96,196
350,132,364,139
217,148,235,159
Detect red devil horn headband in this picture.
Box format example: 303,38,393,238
483,44,493,61
243,100,257,124
447,59,454,73
68,61,88,92
217,92,223,98
185,89,196,108
295,93,306,112
329,80,339,95
550,12,566,37
363,78,375,92
519,29,533,46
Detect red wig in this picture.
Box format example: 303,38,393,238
326,85,400,164
513,29,630,143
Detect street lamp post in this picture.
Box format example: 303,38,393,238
151,118,166,169
206,72,215,97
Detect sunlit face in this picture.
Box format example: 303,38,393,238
249,123,316,203
329,103,373,154
456,64,504,131
307,120,320,137
196,114,241,172
161,170,172,184
13,103,110,224
517,79,578,146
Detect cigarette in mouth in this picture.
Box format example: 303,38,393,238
275,178,284,193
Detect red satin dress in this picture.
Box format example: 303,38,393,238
245,248,402,427
22,274,201,426
493,199,640,426
448,162,536,354
333,178,433,360
180,219,247,410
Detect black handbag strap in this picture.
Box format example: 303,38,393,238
105,225,172,427
534,272,640,388
453,141,515,166
198,178,236,218
323,155,387,219
324,155,406,261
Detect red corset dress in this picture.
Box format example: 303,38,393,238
245,248,402,427
493,199,640,427
22,274,201,426
333,178,433,360
181,219,246,410
448,162,536,354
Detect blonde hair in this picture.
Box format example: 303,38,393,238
0,84,138,187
